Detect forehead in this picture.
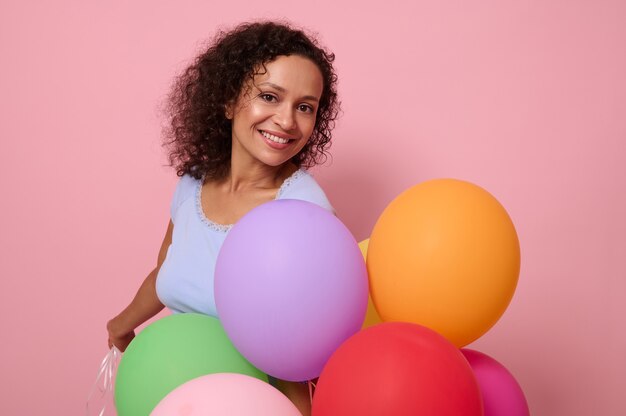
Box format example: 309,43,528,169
251,55,323,98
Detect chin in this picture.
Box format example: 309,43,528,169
256,152,296,168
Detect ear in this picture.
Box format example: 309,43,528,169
225,103,233,120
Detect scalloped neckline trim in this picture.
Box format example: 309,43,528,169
195,169,306,233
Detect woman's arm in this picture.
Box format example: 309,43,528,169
106,221,173,351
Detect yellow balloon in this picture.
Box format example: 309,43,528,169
367,179,520,347
358,239,382,329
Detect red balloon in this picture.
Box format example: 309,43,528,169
312,322,483,416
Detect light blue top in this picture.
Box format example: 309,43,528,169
156,169,334,316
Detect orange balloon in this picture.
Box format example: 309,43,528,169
367,179,520,347
358,239,382,329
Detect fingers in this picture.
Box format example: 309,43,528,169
107,329,135,353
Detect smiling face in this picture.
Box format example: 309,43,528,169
228,55,324,169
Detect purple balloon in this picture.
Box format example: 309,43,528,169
461,349,530,416
215,200,368,381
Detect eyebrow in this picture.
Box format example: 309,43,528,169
256,82,320,102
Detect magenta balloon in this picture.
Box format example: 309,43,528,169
461,349,530,416
215,200,368,381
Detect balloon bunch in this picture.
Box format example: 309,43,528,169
114,179,529,415
313,179,528,416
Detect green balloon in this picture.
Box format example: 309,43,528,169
115,313,267,416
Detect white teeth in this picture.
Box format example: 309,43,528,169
260,130,289,144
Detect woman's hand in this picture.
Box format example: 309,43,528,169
107,317,135,352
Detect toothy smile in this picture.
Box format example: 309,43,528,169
259,130,292,144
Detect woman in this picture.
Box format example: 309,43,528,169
106,21,339,414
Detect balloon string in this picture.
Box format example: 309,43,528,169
308,380,316,406
86,347,121,416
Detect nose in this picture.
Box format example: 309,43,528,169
273,103,297,131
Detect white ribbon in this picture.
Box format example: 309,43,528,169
86,347,121,416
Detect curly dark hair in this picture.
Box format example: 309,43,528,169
163,21,340,181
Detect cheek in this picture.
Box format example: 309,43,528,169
301,116,317,136
234,101,265,127
247,102,266,119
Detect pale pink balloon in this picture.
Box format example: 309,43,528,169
150,373,302,416
461,349,530,416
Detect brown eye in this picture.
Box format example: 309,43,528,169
298,104,314,113
260,93,277,102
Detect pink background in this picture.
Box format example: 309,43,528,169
1,1,624,414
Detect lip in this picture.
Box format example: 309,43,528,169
258,129,296,150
